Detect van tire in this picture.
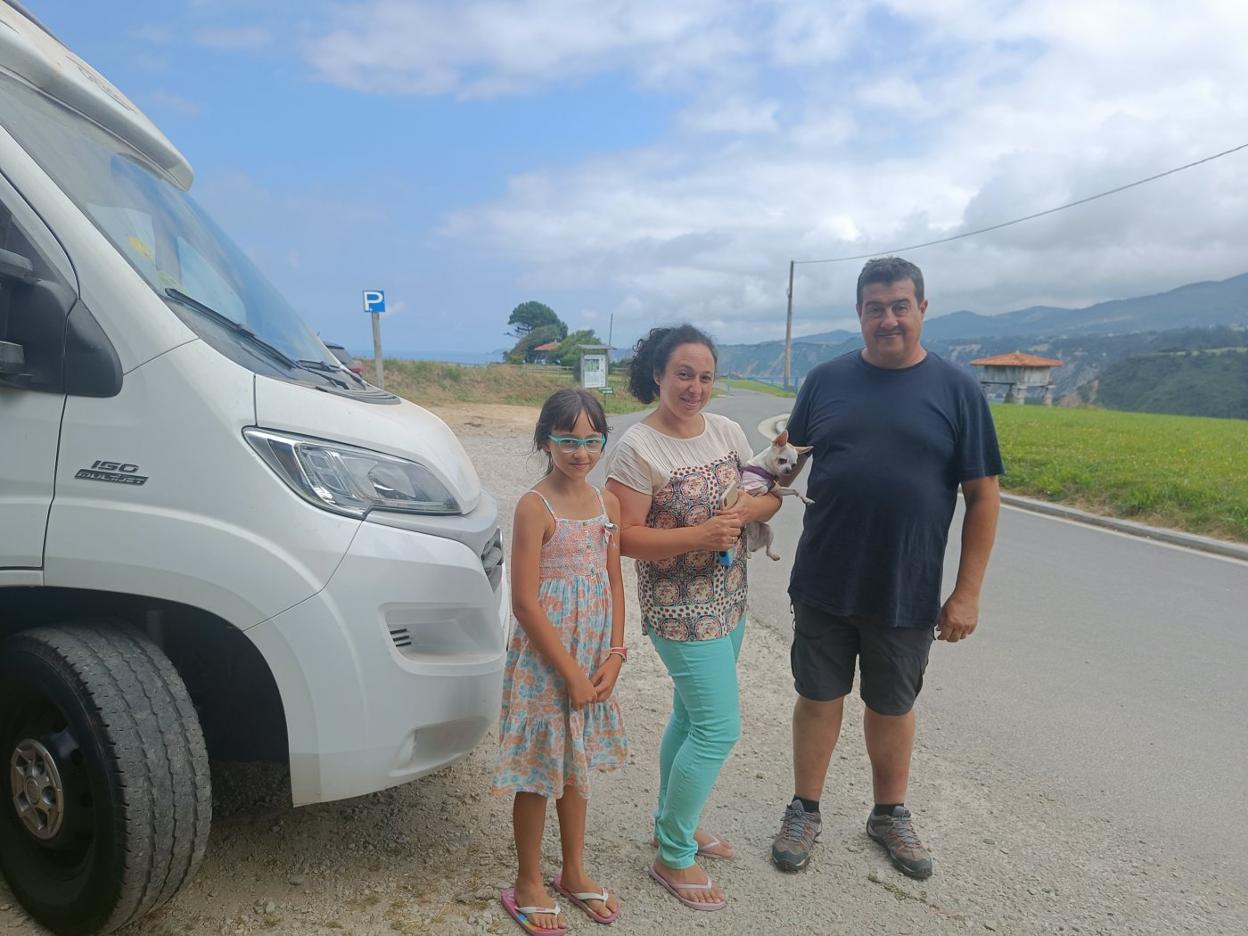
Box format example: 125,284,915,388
0,624,212,935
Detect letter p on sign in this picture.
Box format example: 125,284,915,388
363,290,386,314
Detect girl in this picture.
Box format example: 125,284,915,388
495,387,629,935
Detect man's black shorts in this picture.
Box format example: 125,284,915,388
791,602,934,716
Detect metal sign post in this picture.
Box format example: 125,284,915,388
362,290,385,388
783,260,794,391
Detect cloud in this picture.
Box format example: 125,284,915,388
764,2,864,65
150,0,1248,347
131,24,174,45
431,0,1248,341
678,96,781,135
303,0,779,97
193,26,272,52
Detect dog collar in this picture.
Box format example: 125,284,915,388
741,464,775,483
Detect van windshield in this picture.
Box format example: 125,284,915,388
0,72,347,380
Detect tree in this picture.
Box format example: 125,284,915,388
505,323,564,364
551,329,604,368
507,301,566,339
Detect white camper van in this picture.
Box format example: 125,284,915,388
0,5,508,933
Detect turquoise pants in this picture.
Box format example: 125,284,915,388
649,617,746,868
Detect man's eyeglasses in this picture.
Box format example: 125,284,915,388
548,434,605,454
862,302,914,321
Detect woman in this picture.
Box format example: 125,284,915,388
605,325,780,911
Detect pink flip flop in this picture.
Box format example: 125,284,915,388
647,864,727,912
552,872,621,924
499,887,568,935
696,834,736,860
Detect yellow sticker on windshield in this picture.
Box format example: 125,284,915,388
127,235,155,262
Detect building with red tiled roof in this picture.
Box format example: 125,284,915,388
527,340,563,364
971,351,1063,405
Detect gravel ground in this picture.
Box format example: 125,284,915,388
3,423,1244,935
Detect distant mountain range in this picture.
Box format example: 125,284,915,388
788,271,1248,344
718,272,1248,405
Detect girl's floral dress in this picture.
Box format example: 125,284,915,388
493,488,629,799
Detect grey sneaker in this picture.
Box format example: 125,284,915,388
866,806,933,879
771,801,821,872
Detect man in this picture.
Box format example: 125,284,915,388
771,256,1003,880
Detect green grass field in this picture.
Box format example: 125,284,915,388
992,404,1248,542
724,378,796,398
381,363,1246,541
382,360,647,414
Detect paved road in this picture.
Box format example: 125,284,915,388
598,389,1248,891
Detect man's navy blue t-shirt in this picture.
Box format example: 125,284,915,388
786,350,1004,628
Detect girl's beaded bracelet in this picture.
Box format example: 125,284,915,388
608,646,628,662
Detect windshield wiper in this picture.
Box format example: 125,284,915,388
295,359,353,390
165,288,301,372
166,289,360,391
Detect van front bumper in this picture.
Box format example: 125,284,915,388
247,508,508,806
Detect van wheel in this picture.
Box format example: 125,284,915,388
0,624,211,935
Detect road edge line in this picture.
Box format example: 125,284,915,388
1000,493,1248,562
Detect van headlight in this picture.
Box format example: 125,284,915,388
244,428,460,517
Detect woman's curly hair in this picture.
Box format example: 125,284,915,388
627,325,717,404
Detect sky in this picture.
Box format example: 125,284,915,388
30,0,1248,356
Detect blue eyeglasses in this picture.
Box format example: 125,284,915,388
548,434,605,454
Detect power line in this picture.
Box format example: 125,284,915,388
793,141,1248,266
780,139,1248,390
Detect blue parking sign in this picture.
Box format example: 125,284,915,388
362,290,386,314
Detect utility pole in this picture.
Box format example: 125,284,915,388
783,260,795,391
606,312,614,391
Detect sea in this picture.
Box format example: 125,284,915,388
347,349,502,365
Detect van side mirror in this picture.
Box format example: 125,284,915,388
0,339,29,388
0,249,38,389
0,269,73,392
0,246,36,388
0,247,117,396
0,247,38,285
